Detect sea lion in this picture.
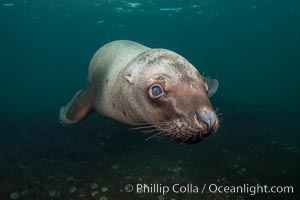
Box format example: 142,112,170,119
60,40,219,143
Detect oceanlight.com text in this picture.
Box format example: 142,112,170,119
124,183,294,196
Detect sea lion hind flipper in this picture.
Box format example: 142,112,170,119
59,90,93,125
204,77,219,98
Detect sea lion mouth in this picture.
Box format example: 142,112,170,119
132,120,218,144
179,134,208,144
164,123,217,144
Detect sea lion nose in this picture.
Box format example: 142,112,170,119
198,110,217,130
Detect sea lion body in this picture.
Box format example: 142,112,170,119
87,41,150,124
60,40,219,143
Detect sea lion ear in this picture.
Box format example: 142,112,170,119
204,77,219,97
125,74,133,83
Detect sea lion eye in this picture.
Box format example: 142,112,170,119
149,84,164,99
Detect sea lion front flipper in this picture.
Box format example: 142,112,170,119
59,90,92,124
204,77,219,98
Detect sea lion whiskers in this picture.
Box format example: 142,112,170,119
130,121,169,126
214,108,223,130
144,124,177,141
144,122,177,141
159,131,178,143
129,122,170,130
129,122,151,125
129,124,163,130
141,125,169,134
145,131,164,141
128,122,173,141
199,132,204,139
142,129,159,134
181,135,193,144
217,113,224,117
215,108,223,117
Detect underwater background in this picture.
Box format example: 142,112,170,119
0,0,299,199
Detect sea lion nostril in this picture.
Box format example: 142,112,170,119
198,110,216,129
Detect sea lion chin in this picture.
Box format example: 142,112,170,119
60,40,219,144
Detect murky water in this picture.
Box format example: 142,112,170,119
0,0,299,199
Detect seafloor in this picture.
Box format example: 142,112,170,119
0,104,298,200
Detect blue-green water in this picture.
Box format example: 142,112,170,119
0,0,299,199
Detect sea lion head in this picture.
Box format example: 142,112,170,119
124,49,219,144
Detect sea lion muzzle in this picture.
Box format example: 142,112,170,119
176,108,219,144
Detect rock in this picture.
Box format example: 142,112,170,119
21,189,29,196
99,196,108,200
241,168,246,172
91,191,99,197
101,187,108,192
67,176,76,182
91,183,99,189
158,195,164,200
10,192,20,199
48,189,60,198
69,186,77,193
112,164,119,169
